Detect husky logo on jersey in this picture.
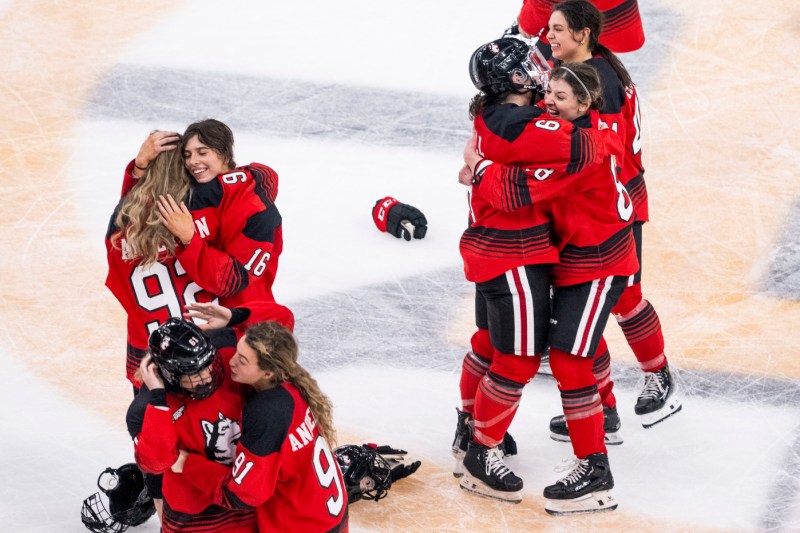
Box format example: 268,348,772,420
201,412,242,465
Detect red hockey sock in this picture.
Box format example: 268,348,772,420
472,371,524,448
549,348,606,457
617,300,667,372
459,350,491,414
593,338,616,409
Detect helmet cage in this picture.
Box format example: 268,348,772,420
335,445,393,503
80,464,155,533
470,37,551,97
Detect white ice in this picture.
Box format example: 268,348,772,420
2,1,799,532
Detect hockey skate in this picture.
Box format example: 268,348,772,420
636,364,682,428
549,405,623,445
459,442,522,503
451,409,473,477
543,453,617,515
452,409,517,477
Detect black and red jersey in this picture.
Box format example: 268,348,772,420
475,112,639,286
460,103,566,283
181,382,349,533
587,56,648,222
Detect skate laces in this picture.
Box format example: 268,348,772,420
639,369,667,400
556,457,590,485
485,447,513,479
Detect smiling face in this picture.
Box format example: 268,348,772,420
544,77,587,122
183,135,228,183
230,336,274,389
547,10,589,63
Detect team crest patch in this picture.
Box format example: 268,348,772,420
201,412,242,465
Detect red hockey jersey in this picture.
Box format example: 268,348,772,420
460,103,566,283
476,113,639,286
181,382,349,533
107,160,283,384
587,57,648,222
126,330,256,532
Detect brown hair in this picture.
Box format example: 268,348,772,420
111,143,191,266
553,0,633,88
182,119,237,169
551,62,604,111
244,322,338,447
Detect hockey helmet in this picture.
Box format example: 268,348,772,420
334,445,393,503
469,37,551,96
80,463,155,533
148,318,223,400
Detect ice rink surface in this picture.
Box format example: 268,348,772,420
2,1,800,531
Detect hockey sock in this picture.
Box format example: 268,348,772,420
593,338,616,409
472,371,524,448
549,348,606,457
460,350,491,414
616,300,667,372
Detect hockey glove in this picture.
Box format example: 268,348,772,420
372,197,428,241
364,444,421,483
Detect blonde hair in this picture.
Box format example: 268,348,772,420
244,322,338,447
111,144,191,267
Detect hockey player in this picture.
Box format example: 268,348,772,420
463,57,639,514
108,120,283,388
453,37,558,504
511,0,645,55
172,321,349,532
127,318,258,532
544,0,681,434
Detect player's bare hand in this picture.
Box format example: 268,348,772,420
171,450,188,473
139,354,165,391
183,302,233,330
458,164,474,186
134,129,181,171
157,194,195,245
463,130,481,172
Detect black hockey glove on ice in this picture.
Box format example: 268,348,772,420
372,197,428,241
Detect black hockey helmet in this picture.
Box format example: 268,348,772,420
334,445,393,503
148,318,223,400
80,463,155,533
469,37,551,96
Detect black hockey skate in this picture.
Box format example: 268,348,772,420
452,409,517,477
635,364,682,428
451,409,473,477
549,405,623,445
459,442,522,503
543,453,617,515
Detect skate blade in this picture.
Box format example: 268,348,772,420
550,432,624,446
453,456,464,478
459,475,522,504
640,398,683,429
544,490,617,515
